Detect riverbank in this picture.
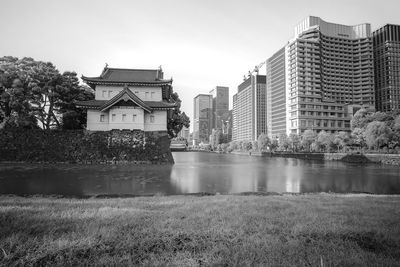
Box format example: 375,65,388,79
1,194,399,266
230,151,400,165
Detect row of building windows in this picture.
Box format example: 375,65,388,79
100,114,155,123
101,90,157,99
291,119,350,128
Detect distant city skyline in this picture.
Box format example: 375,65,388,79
1,0,400,131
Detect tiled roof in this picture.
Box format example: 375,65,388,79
75,91,177,111
82,67,172,86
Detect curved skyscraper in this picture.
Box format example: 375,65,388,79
285,16,375,135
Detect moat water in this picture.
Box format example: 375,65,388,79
0,152,399,196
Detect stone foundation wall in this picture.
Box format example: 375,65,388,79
0,129,174,164
271,152,400,165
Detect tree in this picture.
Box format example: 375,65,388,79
351,108,371,129
210,129,223,149
241,141,252,151
316,131,334,152
288,133,300,152
390,115,400,150
277,133,290,151
364,121,392,150
270,138,279,151
333,131,350,152
0,57,38,129
0,56,94,130
167,91,190,138
251,140,258,151
351,127,366,149
257,133,269,151
301,129,316,151
57,72,94,129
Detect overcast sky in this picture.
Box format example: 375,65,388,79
1,0,400,131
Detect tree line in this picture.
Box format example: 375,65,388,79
0,56,94,129
210,109,400,153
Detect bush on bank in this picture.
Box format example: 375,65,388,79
0,129,174,164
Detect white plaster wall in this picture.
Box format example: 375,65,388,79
95,85,162,101
87,110,109,131
87,108,167,132
108,107,145,130
144,111,167,131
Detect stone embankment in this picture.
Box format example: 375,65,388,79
230,150,400,165
0,129,174,164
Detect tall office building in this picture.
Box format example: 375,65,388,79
177,126,190,140
285,16,375,135
193,94,213,144
209,86,229,130
266,47,286,139
373,24,400,112
232,75,266,141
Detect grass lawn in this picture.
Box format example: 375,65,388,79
0,194,400,266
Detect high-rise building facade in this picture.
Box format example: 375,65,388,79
177,126,190,140
373,24,400,112
209,86,229,130
266,47,286,139
285,16,375,135
193,94,213,144
232,75,266,141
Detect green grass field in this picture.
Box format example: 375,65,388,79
1,194,399,266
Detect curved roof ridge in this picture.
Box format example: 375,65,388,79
100,86,152,112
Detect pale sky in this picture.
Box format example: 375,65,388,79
1,0,400,131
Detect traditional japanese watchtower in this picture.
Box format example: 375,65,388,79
77,65,177,131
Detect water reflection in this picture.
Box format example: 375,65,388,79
0,152,399,196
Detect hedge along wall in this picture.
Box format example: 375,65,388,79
0,129,174,164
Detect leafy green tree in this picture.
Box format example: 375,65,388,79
278,133,289,151
333,131,350,152
301,129,316,151
390,115,400,150
167,91,190,138
257,133,269,151
0,57,38,128
0,56,94,130
288,133,300,152
241,141,252,151
364,121,392,150
316,131,334,152
351,127,366,149
252,140,258,151
351,108,371,129
270,138,279,151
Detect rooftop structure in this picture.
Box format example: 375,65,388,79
76,66,176,131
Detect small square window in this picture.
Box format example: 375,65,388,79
132,114,137,122
112,114,116,122
100,115,105,122
151,92,155,98
145,92,149,99
150,115,155,123
122,114,126,122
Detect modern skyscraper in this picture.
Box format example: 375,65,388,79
266,47,286,139
373,24,400,112
193,94,213,144
232,75,266,141
209,86,229,130
285,16,375,135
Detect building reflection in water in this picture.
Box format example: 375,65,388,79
1,152,400,196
